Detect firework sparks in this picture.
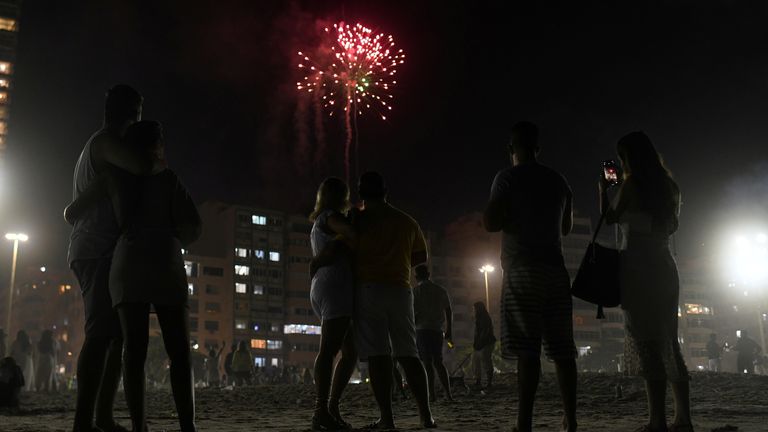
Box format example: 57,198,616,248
297,21,404,120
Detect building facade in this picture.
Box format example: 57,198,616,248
0,0,20,160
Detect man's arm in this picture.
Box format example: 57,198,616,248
562,189,573,236
309,240,349,278
63,176,109,225
483,171,507,232
411,224,428,267
93,133,164,176
444,303,453,342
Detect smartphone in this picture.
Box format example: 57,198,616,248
602,160,619,187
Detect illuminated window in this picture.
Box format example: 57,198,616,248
188,283,195,295
0,122,6,135
0,18,16,31
235,248,248,258
254,357,266,367
271,358,279,367
253,284,264,295
0,92,8,103
185,261,198,277
267,340,282,350
685,304,712,315
235,283,247,294
269,251,281,262
235,319,247,330
234,265,249,276
252,323,261,331
0,79,8,88
250,338,266,349
0,62,11,74
284,324,322,335
252,215,267,225
254,250,265,260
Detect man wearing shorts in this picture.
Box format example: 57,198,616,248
68,85,162,432
483,121,577,432
354,172,436,429
413,265,454,402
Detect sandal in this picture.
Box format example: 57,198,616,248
312,410,346,431
364,419,396,430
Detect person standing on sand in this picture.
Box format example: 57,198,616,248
471,301,496,390
413,265,454,402
706,334,723,372
353,171,436,429
484,121,578,432
733,330,761,375
231,341,253,386
67,85,163,432
10,330,34,392
224,343,236,386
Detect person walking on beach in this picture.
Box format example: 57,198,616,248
733,330,761,375
471,301,496,390
231,341,253,386
68,85,163,432
354,171,436,429
706,334,723,372
224,343,236,386
67,120,201,432
206,343,225,387
484,121,577,432
600,131,692,432
307,177,358,430
36,330,58,392
413,264,454,402
10,330,34,392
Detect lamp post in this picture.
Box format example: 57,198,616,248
479,264,495,308
4,232,28,334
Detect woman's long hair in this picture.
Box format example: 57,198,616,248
473,301,491,323
617,132,679,229
309,177,350,222
38,330,54,354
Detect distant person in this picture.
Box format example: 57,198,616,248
600,131,691,431
412,265,454,402
0,356,24,408
206,343,225,387
66,120,201,432
303,367,313,385
706,334,723,372
10,330,34,392
733,330,761,375
36,330,58,392
231,341,253,386
307,177,358,430
471,302,496,390
224,343,236,386
483,121,577,432
353,171,436,429
67,84,163,432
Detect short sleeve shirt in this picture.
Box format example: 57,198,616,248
489,162,571,268
413,280,451,331
355,203,427,288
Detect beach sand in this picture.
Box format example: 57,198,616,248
1,372,766,431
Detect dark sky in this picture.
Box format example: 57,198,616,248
1,0,768,271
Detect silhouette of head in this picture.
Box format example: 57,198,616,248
616,131,668,179
125,120,164,160
310,177,350,221
104,84,143,126
238,340,248,351
359,171,387,201
508,121,539,162
414,265,430,281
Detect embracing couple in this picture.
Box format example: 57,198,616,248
66,85,201,432
309,172,437,430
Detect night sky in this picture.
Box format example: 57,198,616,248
1,1,768,272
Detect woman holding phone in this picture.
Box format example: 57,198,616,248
600,132,692,432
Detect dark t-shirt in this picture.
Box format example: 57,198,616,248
489,162,571,268
706,340,721,360
413,280,451,331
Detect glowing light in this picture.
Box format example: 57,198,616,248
5,233,28,242
727,233,768,287
479,264,495,273
40,266,46,272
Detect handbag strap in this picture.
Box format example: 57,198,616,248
590,206,610,245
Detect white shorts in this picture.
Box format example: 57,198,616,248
356,283,419,360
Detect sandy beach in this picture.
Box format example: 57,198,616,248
1,372,766,431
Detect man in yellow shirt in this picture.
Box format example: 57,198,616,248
354,172,436,429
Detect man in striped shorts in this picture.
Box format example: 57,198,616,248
483,121,577,432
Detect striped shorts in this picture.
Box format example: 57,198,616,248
501,263,577,360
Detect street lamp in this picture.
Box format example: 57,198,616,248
727,232,768,353
4,232,28,334
479,264,495,308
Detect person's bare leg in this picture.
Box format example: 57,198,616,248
397,356,436,427
645,379,667,430
421,355,436,402
670,380,692,427
313,318,348,428
368,355,395,428
73,335,111,431
554,358,577,432
433,358,453,401
118,304,150,432
516,355,541,432
94,337,124,431
156,305,196,432
329,322,357,425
